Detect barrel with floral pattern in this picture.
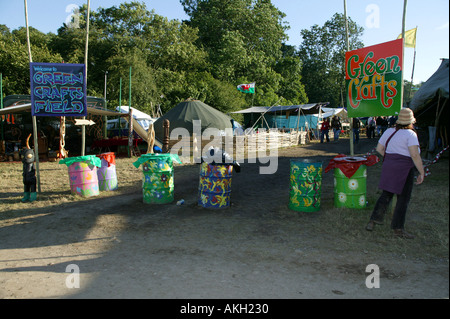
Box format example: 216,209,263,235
198,162,233,209
141,154,175,204
289,159,323,212
333,165,367,209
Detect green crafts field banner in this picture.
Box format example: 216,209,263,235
30,62,87,117
345,39,403,117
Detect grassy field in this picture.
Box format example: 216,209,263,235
1,147,448,263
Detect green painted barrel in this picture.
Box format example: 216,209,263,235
141,154,175,204
289,159,323,212
334,165,367,209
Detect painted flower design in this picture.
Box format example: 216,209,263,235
303,197,313,207
348,179,359,190
359,195,366,207
161,174,168,182
338,192,347,203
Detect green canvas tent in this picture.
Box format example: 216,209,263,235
410,59,449,150
153,100,233,141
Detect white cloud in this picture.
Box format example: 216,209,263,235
436,22,449,30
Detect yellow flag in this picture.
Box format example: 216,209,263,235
397,28,417,48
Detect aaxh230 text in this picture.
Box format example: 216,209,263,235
180,303,269,316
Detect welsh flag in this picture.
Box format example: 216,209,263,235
237,82,256,94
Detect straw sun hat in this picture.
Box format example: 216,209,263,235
396,108,416,125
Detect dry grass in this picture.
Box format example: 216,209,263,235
1,152,448,262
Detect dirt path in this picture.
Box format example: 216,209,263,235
0,137,448,299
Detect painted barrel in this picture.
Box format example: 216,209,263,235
141,154,175,204
289,159,323,212
334,165,367,209
67,156,100,197
96,152,118,191
198,162,233,209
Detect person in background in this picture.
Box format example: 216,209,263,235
352,117,361,144
381,116,389,135
365,108,425,239
320,117,330,143
388,116,397,127
376,116,383,137
331,116,342,141
367,116,376,139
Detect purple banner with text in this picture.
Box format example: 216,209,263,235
30,62,87,117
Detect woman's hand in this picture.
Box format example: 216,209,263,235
415,173,424,185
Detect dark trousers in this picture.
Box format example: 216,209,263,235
369,168,415,229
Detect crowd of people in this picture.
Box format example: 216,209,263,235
320,115,398,144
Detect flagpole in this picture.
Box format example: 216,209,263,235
408,26,418,104
344,0,354,156
401,0,407,109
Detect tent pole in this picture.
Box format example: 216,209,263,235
24,0,41,193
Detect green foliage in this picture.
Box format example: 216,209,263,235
298,13,364,107
1,1,365,117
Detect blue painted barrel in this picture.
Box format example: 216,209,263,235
198,162,233,209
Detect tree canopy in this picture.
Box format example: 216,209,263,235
0,1,365,116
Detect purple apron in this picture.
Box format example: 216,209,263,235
378,153,415,194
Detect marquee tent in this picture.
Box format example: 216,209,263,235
153,100,234,141
410,59,449,150
231,103,329,130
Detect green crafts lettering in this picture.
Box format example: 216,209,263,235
346,51,401,109
347,52,401,79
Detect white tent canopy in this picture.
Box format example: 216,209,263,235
115,106,157,131
317,107,348,120
231,103,324,114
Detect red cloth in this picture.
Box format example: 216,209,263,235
325,154,379,178
96,152,116,167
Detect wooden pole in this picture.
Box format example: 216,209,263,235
1,72,3,141
24,0,41,193
128,108,133,158
163,119,170,153
82,0,90,156
401,0,407,108
344,0,354,156
127,67,133,157
147,124,155,154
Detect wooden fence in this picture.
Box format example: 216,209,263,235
167,129,309,157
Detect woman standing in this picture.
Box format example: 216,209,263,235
365,108,425,239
